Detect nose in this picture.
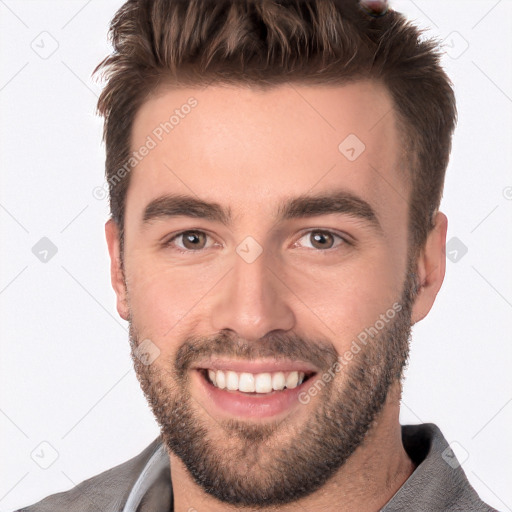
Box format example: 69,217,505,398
209,249,296,341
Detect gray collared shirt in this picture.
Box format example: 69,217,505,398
16,423,499,511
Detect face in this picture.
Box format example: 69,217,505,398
106,81,439,507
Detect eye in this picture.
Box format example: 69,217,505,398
162,228,350,254
163,230,216,253
293,229,349,251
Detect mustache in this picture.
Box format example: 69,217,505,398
173,330,339,379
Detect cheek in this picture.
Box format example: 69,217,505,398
284,249,405,346
126,257,222,340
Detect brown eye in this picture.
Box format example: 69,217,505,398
294,230,348,251
179,231,207,250
164,230,212,252
309,231,335,249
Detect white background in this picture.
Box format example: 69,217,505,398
1,1,511,510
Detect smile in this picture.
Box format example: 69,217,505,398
203,369,313,393
191,360,319,419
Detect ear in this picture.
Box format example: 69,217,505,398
105,219,129,321
411,212,448,324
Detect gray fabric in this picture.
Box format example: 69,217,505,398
14,423,498,512
380,424,498,512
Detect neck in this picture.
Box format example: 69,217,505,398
169,381,416,512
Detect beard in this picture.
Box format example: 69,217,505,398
128,266,418,507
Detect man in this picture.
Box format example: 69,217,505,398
16,0,498,510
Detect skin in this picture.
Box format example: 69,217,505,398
106,80,447,511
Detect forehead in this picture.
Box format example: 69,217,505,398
127,80,409,230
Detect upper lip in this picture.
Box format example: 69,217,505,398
192,358,319,375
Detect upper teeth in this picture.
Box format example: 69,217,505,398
207,370,306,393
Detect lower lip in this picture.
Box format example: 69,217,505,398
192,370,316,419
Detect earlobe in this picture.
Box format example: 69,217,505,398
410,212,448,324
105,219,130,321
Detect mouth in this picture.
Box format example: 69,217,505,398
192,363,319,419
198,368,316,394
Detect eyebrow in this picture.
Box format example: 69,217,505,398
142,190,382,232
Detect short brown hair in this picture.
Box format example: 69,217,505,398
93,0,456,258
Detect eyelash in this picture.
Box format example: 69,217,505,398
162,229,351,254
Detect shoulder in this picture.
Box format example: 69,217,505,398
13,437,164,512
